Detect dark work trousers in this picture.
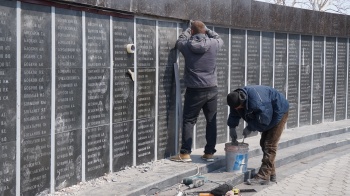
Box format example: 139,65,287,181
180,87,218,155
257,112,289,180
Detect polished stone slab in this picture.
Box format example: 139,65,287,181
55,129,82,190
312,36,324,125
287,34,300,129
300,35,312,126
336,38,347,121
113,121,133,171
324,37,336,122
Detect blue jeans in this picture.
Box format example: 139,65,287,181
180,87,218,154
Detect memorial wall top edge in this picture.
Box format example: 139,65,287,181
14,0,350,37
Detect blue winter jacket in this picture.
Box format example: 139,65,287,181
176,28,223,88
227,85,289,132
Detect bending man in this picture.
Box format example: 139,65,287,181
227,85,289,185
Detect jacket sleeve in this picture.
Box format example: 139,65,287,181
206,29,223,49
176,28,191,51
227,107,241,128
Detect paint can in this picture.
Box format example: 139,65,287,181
225,142,249,173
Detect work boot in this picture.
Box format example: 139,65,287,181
270,174,277,183
201,154,214,162
246,175,270,185
170,153,192,162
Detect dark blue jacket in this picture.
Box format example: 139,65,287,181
227,85,289,132
176,28,223,88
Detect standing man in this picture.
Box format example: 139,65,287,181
226,85,289,185
170,20,223,162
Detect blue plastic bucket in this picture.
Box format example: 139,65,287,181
225,142,249,173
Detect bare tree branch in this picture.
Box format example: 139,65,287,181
263,0,350,14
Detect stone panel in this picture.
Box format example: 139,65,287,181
261,32,274,86
85,125,109,180
136,118,155,165
55,130,82,190
336,38,347,120
113,17,134,69
85,68,110,127
113,17,134,123
287,34,299,129
300,35,312,126
274,33,287,96
0,141,16,195
137,68,155,119
55,8,83,133
230,29,246,132
0,0,17,162
324,37,336,122
312,36,324,124
246,30,260,85
214,27,229,143
20,3,51,195
157,21,177,158
113,121,133,171
85,13,110,128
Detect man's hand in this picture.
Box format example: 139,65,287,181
187,19,194,28
242,127,252,138
230,128,238,145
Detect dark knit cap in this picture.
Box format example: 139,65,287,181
227,90,246,108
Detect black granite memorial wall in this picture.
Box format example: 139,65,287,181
3,0,350,195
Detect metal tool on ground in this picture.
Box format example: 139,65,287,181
182,175,207,188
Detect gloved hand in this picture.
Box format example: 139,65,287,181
229,128,238,145
242,127,252,138
187,19,194,28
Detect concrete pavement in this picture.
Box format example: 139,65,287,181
253,151,350,195
233,143,350,196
